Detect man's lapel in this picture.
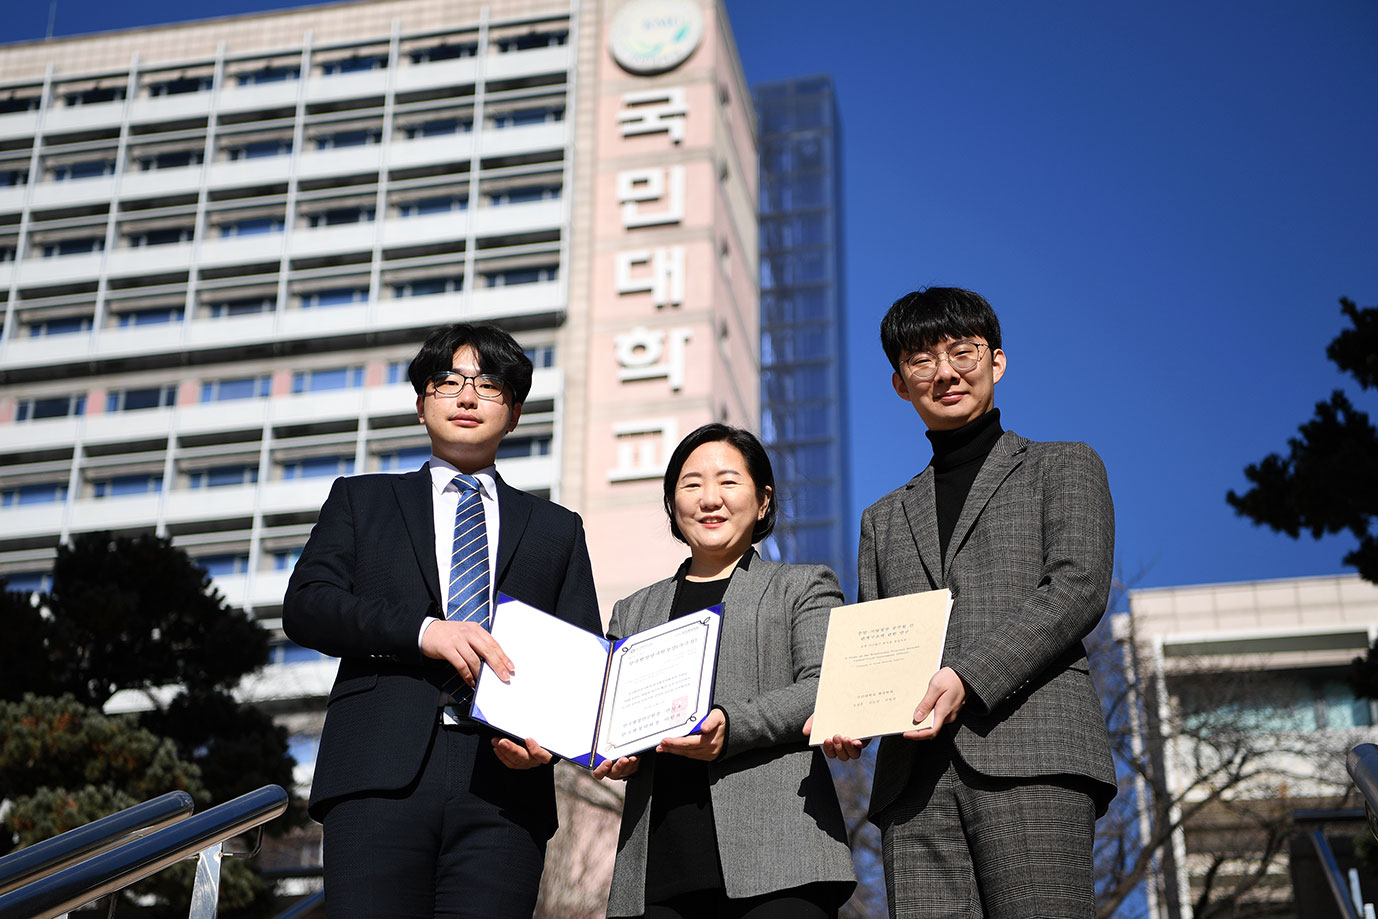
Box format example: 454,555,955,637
901,469,943,587
395,466,441,607
494,474,532,587
944,431,1028,574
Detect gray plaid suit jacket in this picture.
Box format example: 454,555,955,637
604,552,856,917
861,431,1117,820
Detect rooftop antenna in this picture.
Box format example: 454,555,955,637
46,0,57,40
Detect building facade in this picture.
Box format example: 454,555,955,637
1125,574,1378,918
0,0,757,859
752,75,851,599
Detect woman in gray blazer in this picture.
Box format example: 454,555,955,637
596,423,855,919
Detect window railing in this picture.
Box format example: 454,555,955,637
0,785,287,919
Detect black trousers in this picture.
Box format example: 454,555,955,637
321,725,547,919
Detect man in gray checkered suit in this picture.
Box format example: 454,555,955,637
818,287,1116,918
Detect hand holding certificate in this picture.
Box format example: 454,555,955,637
808,589,952,745
471,594,722,769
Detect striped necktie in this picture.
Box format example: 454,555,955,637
446,473,490,626
441,473,489,707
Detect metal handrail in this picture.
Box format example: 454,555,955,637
0,790,196,897
0,785,287,919
1348,742,1378,842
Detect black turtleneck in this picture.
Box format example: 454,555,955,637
926,408,1005,559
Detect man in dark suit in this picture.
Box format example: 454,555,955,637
284,323,599,919
818,288,1116,918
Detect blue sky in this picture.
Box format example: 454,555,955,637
4,1,1375,595
730,1,1378,594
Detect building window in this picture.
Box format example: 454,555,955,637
115,306,183,327
408,43,478,63
378,446,431,472
491,107,564,128
319,56,387,75
386,361,410,385
0,482,69,506
200,376,270,402
314,130,381,150
220,217,283,237
107,385,177,412
1,570,51,592
281,455,355,480
301,288,368,309
483,266,556,287
138,150,203,171
774,525,834,565
227,139,293,160
195,553,250,576
495,436,551,460
147,76,212,96
64,87,125,106
235,66,299,85
1179,670,1376,733
393,276,463,298
52,159,117,181
27,315,93,337
495,31,568,52
488,185,560,206
523,345,554,369
770,443,830,482
404,118,472,139
292,367,364,393
208,296,276,318
92,474,163,498
126,227,194,247
306,207,375,227
188,465,259,488
269,638,324,664
0,96,40,114
397,196,467,217
42,237,105,258
15,395,86,421
272,549,303,572
0,169,29,187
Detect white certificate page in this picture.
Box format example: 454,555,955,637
596,610,721,762
471,597,609,762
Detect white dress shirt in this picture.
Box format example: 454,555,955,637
418,456,501,648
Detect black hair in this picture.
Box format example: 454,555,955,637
407,323,534,404
879,287,1003,373
662,423,777,545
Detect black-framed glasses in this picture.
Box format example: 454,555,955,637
902,342,987,380
428,370,506,401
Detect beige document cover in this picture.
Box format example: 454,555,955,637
808,589,953,744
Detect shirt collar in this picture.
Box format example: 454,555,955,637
428,456,497,498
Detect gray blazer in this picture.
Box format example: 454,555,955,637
604,552,856,917
860,431,1118,820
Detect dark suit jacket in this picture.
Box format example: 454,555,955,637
860,431,1117,819
283,465,600,835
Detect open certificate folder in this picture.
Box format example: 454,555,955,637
808,589,953,744
471,594,723,769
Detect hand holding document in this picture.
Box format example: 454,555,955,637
471,595,722,769
808,589,952,745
